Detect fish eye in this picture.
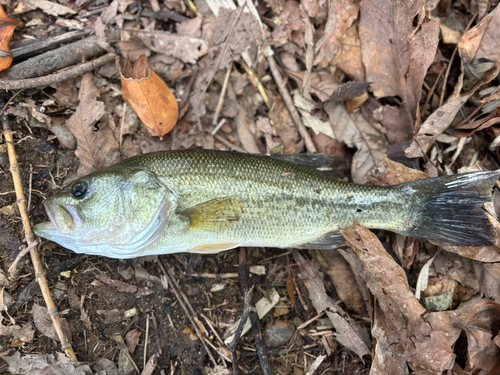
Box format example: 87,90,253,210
71,182,88,199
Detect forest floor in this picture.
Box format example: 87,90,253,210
1,0,500,374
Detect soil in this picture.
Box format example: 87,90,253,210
0,119,369,374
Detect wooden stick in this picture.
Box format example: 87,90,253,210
2,116,77,361
0,53,116,90
266,55,317,153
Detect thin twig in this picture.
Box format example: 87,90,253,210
0,89,23,118
420,65,446,121
210,132,248,153
158,260,217,364
8,240,38,280
237,249,273,375
144,313,150,369
2,115,77,361
0,53,116,90
213,64,233,126
439,12,478,107
267,55,317,153
230,287,253,375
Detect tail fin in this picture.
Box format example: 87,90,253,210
401,171,500,246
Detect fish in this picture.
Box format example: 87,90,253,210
33,149,500,259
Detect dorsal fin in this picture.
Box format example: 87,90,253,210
270,154,348,180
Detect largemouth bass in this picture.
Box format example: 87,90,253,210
34,150,500,259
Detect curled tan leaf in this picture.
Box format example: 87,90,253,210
117,55,179,139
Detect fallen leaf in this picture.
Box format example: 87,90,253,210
117,55,179,139
125,328,141,353
359,1,440,138
314,250,367,316
329,82,371,103
313,0,359,68
20,0,76,16
459,5,500,68
459,299,500,374
293,250,371,358
32,304,71,344
96,309,124,324
0,5,19,72
324,100,387,183
140,21,207,65
405,92,473,158
286,70,341,102
473,262,500,302
293,90,336,139
341,221,463,373
95,274,137,293
269,97,300,155
336,22,365,81
2,351,92,375
141,355,157,375
65,72,120,176
365,157,429,185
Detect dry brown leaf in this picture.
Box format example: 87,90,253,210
95,274,137,293
117,55,179,139
32,304,71,343
405,92,473,158
188,9,262,120
142,355,157,375
459,299,500,374
65,72,120,177
324,101,387,183
286,70,341,101
458,5,500,92
269,97,300,155
0,5,19,72
314,250,367,316
20,0,76,16
314,0,359,68
125,328,141,353
340,222,425,373
365,158,429,185
141,21,207,65
341,222,463,373
292,250,371,358
473,262,500,302
459,5,500,65
359,1,440,137
336,22,365,81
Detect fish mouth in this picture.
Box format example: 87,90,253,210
34,199,82,238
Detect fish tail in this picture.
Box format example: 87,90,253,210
400,171,500,246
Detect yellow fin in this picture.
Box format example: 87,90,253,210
189,243,241,253
185,197,244,232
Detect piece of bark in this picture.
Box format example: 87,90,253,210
1,36,104,80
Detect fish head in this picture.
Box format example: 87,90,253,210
34,168,175,258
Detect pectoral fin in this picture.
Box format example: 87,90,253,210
189,243,242,253
298,232,345,249
185,197,244,232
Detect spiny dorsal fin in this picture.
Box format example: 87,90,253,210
185,197,244,232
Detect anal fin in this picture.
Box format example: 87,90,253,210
297,232,345,250
189,243,241,254
185,197,244,232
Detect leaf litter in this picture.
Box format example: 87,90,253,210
1,0,500,374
